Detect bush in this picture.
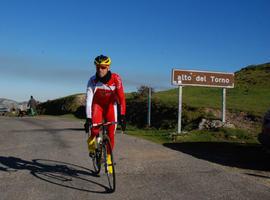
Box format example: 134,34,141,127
37,94,85,117
126,95,207,130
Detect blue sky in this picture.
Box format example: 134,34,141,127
0,0,269,102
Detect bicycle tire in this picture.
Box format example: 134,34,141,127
103,136,116,192
92,141,102,174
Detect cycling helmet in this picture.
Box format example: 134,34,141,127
94,55,111,66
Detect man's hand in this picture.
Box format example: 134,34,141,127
120,115,126,131
84,118,92,133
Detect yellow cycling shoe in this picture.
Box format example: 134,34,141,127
87,137,96,156
107,154,113,174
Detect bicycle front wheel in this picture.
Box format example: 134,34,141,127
92,142,102,175
103,137,116,192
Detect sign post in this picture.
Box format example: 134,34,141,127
171,69,234,134
178,86,182,134
222,88,226,123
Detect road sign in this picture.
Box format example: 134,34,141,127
172,69,234,88
172,69,235,134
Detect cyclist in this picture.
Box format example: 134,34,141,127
84,55,126,173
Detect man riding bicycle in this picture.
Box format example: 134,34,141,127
84,55,126,173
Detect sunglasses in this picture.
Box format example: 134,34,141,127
96,65,109,70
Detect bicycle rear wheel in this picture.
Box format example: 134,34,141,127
103,137,116,192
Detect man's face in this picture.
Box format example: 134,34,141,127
96,64,110,78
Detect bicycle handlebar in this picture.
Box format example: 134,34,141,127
92,121,118,127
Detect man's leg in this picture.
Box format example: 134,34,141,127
104,103,117,173
88,104,103,154
105,103,118,150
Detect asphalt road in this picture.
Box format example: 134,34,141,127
1,116,270,200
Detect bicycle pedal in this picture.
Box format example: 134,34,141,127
89,152,95,158
108,162,116,166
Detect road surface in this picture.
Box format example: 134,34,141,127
0,116,270,200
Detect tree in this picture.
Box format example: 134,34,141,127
137,85,155,97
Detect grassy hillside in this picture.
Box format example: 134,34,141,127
154,63,270,116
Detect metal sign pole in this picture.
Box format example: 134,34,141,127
222,88,226,123
147,87,151,127
178,86,182,134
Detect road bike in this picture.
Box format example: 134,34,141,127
87,121,117,192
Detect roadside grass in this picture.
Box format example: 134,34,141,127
173,128,258,144
126,126,259,145
126,126,172,144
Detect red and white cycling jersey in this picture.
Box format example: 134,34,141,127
86,72,126,119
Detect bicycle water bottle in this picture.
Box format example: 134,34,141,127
97,136,102,144
95,136,102,149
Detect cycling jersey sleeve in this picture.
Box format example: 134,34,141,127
114,74,126,115
86,78,94,118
